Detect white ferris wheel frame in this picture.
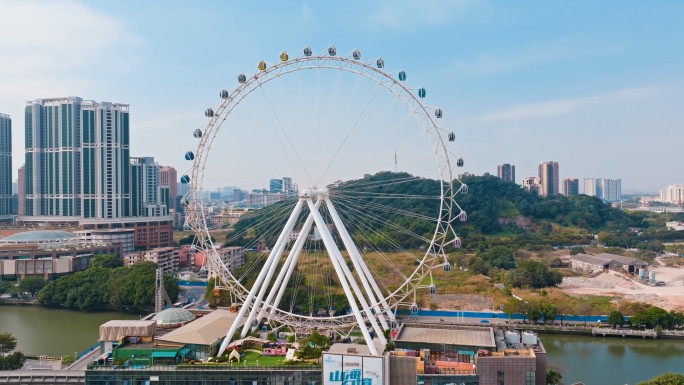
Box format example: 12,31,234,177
184,48,466,336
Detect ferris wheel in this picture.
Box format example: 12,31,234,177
181,45,468,356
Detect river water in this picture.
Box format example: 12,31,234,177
0,305,140,356
1,305,683,384
541,333,684,385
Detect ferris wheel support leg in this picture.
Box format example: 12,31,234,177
306,199,380,355
218,199,305,356
240,199,306,338
259,201,321,322
324,199,391,330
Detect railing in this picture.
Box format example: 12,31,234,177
591,328,657,338
88,363,321,371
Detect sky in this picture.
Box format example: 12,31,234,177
0,0,682,193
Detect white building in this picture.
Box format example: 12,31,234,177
75,228,136,257
583,178,621,202
124,246,179,274
666,221,684,231
660,185,684,205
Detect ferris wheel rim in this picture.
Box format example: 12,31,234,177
185,47,463,328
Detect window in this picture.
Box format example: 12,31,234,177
497,370,504,385
526,370,536,385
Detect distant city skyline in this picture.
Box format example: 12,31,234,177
1,1,683,192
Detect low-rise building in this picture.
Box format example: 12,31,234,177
0,230,121,279
571,253,647,274
124,246,179,274
666,221,684,231
75,228,135,257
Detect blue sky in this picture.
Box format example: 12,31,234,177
0,0,682,192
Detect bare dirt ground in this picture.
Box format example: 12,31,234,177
428,294,494,311
559,263,684,311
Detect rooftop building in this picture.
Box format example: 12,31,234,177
0,113,11,220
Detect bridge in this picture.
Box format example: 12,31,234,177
0,370,84,384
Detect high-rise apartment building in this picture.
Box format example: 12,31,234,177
522,176,540,195
496,163,515,183
660,185,684,205
130,157,168,217
24,97,131,219
601,179,622,202
497,164,515,183
17,165,25,216
583,178,621,202
538,161,559,197
159,166,177,207
0,114,11,218
270,178,283,193
562,178,579,196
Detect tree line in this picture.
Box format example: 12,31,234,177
36,255,180,311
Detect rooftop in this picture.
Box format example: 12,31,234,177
572,253,647,266
157,309,243,346
395,324,496,348
0,230,76,244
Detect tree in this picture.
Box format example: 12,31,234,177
607,310,625,328
0,281,13,295
478,246,516,270
546,368,563,385
637,372,684,385
17,276,46,298
507,260,562,289
90,254,123,269
0,332,18,356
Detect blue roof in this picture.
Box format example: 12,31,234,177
1,230,77,242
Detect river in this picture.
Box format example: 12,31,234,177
0,305,140,356
1,305,683,384
542,333,684,385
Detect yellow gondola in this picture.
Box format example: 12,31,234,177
258,60,267,71
280,51,289,62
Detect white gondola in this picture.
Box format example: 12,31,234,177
443,263,452,272
435,108,443,118
448,132,455,142
193,129,202,138
303,46,312,56
205,108,214,118
220,89,230,99
238,74,247,83
453,237,462,248
428,284,436,295
410,302,419,314
456,157,464,167
328,45,336,56
459,211,467,222
376,58,384,68
352,49,361,60
461,184,468,194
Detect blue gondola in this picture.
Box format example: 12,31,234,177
180,175,190,184
184,151,194,161
328,45,336,56
205,108,214,118
303,46,312,56
193,129,202,138
418,88,426,98
410,303,419,314
398,71,406,81
443,263,452,272
429,284,436,295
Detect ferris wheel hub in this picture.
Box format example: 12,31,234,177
299,187,329,198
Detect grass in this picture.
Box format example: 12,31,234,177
240,351,287,366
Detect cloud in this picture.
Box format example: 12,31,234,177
0,0,139,99
370,0,475,29
301,3,312,22
451,41,625,77
475,86,662,122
